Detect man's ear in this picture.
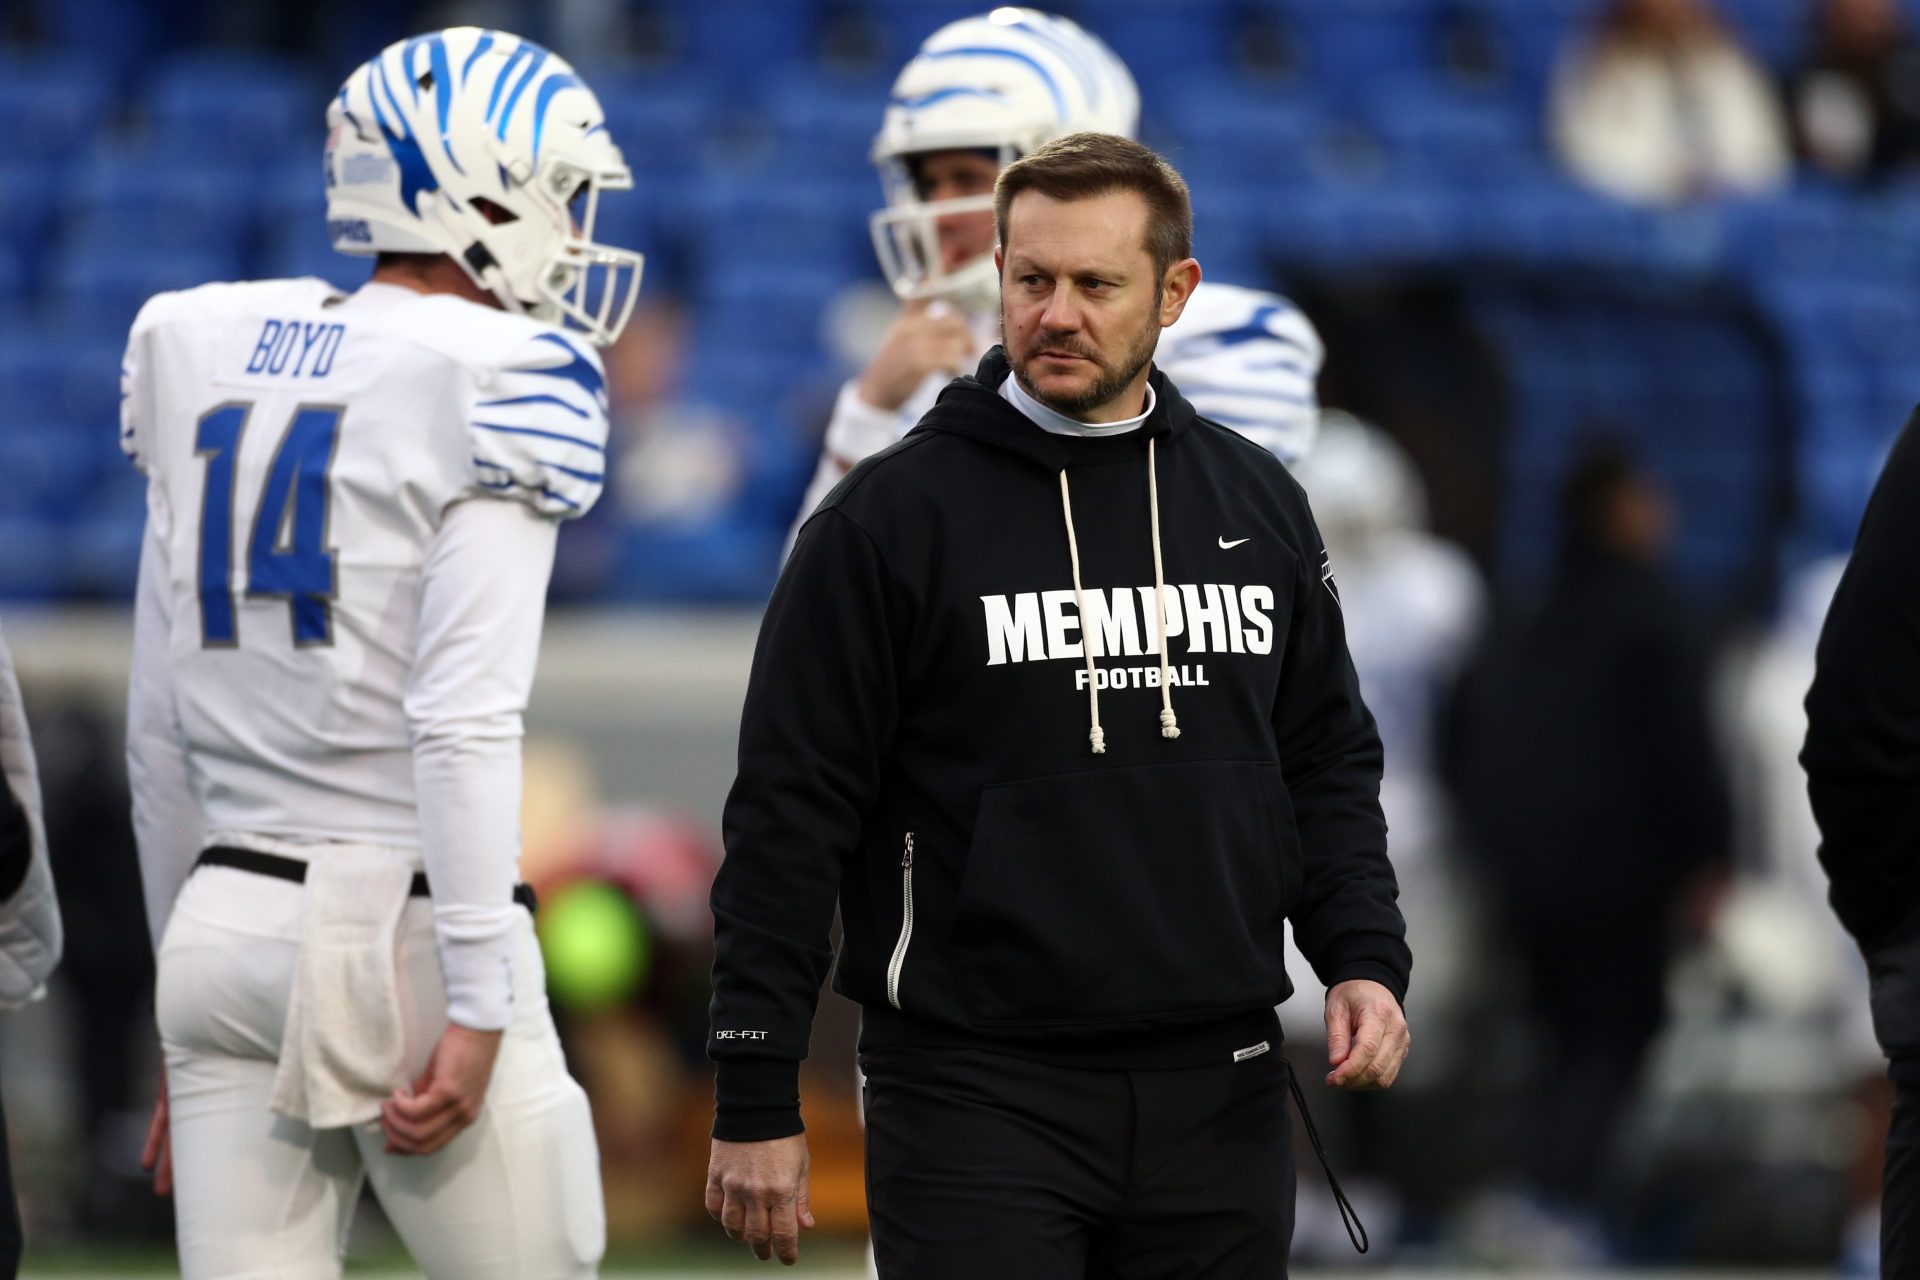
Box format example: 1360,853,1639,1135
994,245,1004,275
1158,258,1202,328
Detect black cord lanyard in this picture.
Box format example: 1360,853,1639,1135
1285,1058,1370,1255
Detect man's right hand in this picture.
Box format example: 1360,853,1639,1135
856,298,974,411
705,1133,814,1266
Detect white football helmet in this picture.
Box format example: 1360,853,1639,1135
870,8,1140,312
325,28,643,345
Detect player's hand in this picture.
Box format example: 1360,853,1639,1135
140,1071,172,1196
856,298,974,411
705,1134,814,1266
380,1023,503,1156
1325,978,1410,1091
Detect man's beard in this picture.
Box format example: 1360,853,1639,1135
1005,296,1162,420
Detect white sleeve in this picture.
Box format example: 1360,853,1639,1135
405,496,559,1032
784,378,916,556
127,508,204,953
1160,290,1325,465
0,621,61,1008
467,330,611,519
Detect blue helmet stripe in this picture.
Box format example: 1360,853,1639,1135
371,59,438,215
1005,16,1099,108
890,86,1005,109
460,30,495,86
496,46,551,139
485,43,534,124
402,35,429,101
531,71,582,162
427,34,465,174
923,46,1065,119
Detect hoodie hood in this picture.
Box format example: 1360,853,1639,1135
916,346,1196,473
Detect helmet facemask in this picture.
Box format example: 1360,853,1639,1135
869,145,1012,314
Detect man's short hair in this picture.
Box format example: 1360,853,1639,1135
994,132,1193,280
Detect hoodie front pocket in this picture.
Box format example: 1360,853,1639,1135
953,760,1293,1029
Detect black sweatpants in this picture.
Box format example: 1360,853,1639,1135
862,1045,1295,1279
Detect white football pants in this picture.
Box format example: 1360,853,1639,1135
156,864,605,1280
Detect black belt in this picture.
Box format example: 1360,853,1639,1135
195,846,537,914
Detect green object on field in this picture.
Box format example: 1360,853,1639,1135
538,880,651,1011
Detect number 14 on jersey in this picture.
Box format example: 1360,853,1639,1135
195,402,342,648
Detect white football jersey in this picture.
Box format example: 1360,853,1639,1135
796,280,1324,536
120,278,608,849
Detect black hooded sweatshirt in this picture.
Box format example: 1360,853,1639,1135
708,349,1410,1142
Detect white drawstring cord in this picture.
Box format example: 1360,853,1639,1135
1058,470,1106,754
1148,438,1180,739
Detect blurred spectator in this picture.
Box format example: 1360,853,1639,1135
1792,0,1920,183
605,299,751,529
1446,441,1732,1260
1732,557,1884,1273
1283,414,1487,1259
1551,0,1791,204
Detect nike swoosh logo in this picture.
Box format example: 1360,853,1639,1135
1218,537,1250,549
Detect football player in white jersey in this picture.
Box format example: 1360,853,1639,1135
790,7,1325,538
122,28,639,1280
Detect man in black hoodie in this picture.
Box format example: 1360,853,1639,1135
1805,412,1920,1273
704,133,1411,1276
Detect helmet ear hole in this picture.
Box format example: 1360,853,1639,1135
471,197,520,227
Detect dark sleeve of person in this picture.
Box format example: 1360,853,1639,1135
0,779,28,902
1273,494,1411,1005
708,508,902,1142
1804,411,1920,949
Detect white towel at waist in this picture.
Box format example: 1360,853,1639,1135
269,843,417,1129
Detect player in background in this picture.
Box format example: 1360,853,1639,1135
122,28,639,1279
789,7,1326,539
1281,414,1484,1254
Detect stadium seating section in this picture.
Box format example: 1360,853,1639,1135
3,0,1919,604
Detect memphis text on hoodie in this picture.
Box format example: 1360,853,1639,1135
706,348,1410,1143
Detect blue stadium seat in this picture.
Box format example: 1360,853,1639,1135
0,50,114,162
143,50,322,164
691,265,852,365
0,161,58,281
681,178,873,289
46,246,241,341
1283,2,1446,94
0,516,71,599
65,152,258,262
0,338,126,429
609,523,783,602
594,75,719,176
0,420,111,520
63,485,148,597
1085,0,1239,95
664,0,824,76
1356,81,1539,185
756,72,883,179
1155,84,1333,188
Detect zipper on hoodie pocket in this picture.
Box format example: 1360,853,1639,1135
886,833,915,1010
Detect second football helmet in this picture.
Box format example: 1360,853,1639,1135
870,8,1141,311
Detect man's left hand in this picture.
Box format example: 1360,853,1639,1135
1324,979,1409,1090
